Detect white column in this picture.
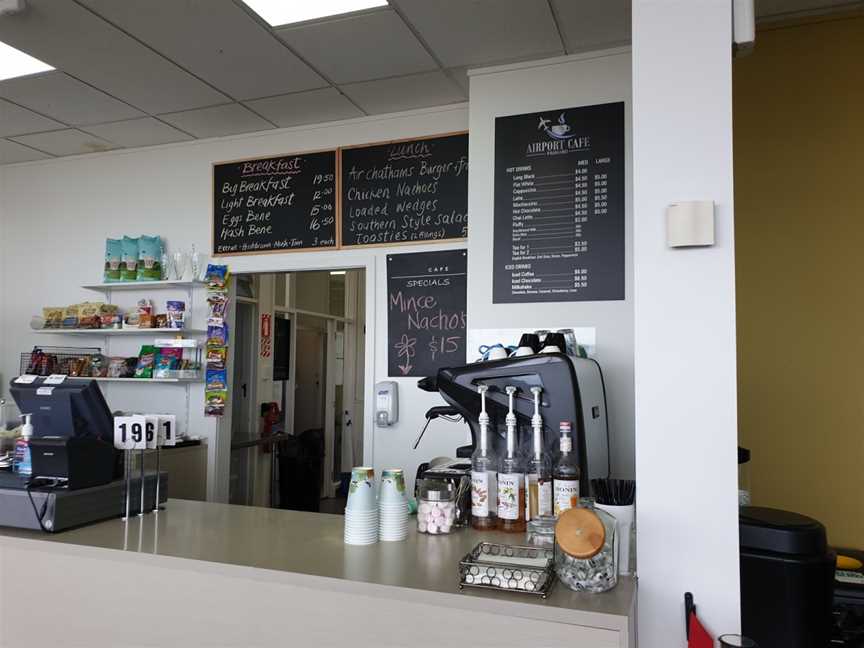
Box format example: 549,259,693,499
632,1,740,646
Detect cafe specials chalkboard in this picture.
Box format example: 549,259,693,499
212,150,337,255
492,102,625,303
341,133,469,248
387,249,467,378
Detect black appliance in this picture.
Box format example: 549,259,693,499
30,437,115,490
10,378,120,488
832,547,864,647
740,506,836,648
418,353,610,495
10,378,115,444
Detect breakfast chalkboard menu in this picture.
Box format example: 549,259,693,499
492,102,625,303
212,150,336,255
341,134,469,248
387,249,467,378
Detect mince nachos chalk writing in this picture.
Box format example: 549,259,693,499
387,250,467,378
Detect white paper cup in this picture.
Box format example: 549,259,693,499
379,469,407,504
346,467,377,511
486,346,508,360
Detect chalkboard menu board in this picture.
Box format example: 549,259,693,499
387,249,467,377
492,102,625,303
213,150,336,255
342,133,469,248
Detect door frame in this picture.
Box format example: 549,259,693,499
214,258,375,504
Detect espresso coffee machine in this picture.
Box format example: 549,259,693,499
417,352,610,497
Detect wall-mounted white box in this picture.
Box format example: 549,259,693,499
666,201,715,247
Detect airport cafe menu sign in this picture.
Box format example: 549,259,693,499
212,150,337,255
341,133,469,247
387,249,467,378
492,102,625,303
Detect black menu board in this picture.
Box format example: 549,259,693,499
341,133,469,248
387,249,467,378
212,150,336,255
492,102,625,303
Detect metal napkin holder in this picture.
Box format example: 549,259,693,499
458,541,555,598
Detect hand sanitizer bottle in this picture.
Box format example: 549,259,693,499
14,414,33,476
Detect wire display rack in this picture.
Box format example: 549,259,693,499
20,346,104,377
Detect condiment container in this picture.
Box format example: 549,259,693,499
554,499,618,593
417,480,456,535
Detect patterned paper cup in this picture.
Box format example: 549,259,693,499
379,468,407,504
347,467,377,511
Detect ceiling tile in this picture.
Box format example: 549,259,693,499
10,129,117,156
0,139,53,164
81,117,194,148
244,88,363,128
0,0,229,114
79,0,327,100
393,0,563,67
0,72,144,126
551,0,630,53
340,71,465,115
158,104,275,139
277,9,437,84
0,98,64,137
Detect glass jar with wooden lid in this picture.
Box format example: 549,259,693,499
554,499,618,592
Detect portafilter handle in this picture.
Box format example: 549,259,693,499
412,405,463,450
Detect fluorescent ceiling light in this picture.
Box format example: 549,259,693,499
243,0,388,27
330,270,347,276
0,41,53,82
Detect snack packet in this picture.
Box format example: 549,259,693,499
104,238,122,282
137,235,163,281
121,236,139,281
134,345,156,379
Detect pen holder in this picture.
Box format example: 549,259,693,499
595,502,635,576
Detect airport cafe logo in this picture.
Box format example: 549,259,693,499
526,112,590,155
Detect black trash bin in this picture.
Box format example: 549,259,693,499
277,428,324,512
740,506,836,648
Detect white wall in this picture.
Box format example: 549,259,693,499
468,50,635,478
632,1,740,645
0,52,639,501
0,105,471,499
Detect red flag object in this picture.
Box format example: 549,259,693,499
688,611,715,648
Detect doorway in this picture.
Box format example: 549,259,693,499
227,269,366,512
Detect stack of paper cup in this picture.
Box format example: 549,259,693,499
345,467,378,545
378,468,408,542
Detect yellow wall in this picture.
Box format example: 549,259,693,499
734,14,864,548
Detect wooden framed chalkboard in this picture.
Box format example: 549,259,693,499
387,249,467,378
492,102,625,303
212,149,337,256
341,133,468,248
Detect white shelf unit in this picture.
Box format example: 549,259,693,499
34,328,206,336
81,279,205,292
29,280,209,443
64,376,202,384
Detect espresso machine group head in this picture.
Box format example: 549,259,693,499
418,353,610,495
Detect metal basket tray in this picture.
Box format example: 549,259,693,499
20,346,103,377
458,541,555,598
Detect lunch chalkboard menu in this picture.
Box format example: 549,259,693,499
212,151,336,255
492,102,625,303
341,134,469,248
387,249,467,378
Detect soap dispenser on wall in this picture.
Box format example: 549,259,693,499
375,381,398,427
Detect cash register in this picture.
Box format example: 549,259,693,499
0,378,164,532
